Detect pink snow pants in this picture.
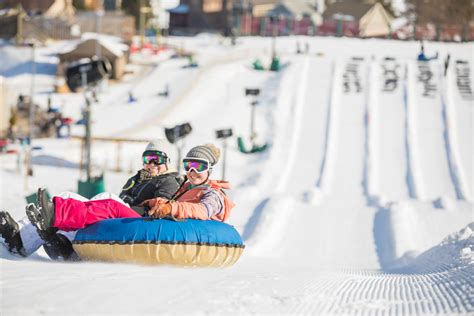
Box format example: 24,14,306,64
53,197,141,231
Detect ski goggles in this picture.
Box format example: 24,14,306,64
183,158,211,173
143,154,168,165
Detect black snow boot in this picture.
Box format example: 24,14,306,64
37,188,55,229
25,204,79,261
42,233,80,262
0,211,26,257
25,202,55,233
26,188,55,231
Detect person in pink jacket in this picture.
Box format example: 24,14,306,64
27,144,235,233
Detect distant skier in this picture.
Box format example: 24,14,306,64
444,53,451,76
128,91,137,103
418,41,438,61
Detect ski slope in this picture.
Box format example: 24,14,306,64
445,60,474,201
370,58,411,201
406,60,458,200
1,36,473,315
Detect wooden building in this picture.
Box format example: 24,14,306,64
322,0,393,37
57,37,128,80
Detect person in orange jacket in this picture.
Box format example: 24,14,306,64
26,144,235,236
142,143,235,222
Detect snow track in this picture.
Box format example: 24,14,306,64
445,60,474,201
369,59,410,202
285,58,332,195
115,49,260,138
245,54,472,313
327,57,368,197
406,61,457,200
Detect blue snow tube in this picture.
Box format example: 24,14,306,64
72,218,245,267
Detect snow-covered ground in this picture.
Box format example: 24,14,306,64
1,35,473,314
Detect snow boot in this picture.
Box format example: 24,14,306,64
37,188,55,229
42,233,80,262
25,204,78,261
0,211,26,257
25,202,54,232
26,188,55,231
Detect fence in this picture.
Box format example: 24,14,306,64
234,15,315,36
24,16,77,41
72,136,149,173
0,14,77,42
231,15,474,42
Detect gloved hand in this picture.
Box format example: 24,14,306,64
148,202,173,218
140,197,169,208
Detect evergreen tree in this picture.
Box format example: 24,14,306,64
405,0,473,25
122,0,152,29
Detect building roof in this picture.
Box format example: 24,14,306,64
323,0,373,21
359,2,393,36
253,0,317,18
4,0,73,17
249,0,278,6
167,4,189,14
58,35,128,60
284,0,316,14
252,3,275,17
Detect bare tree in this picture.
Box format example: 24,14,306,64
405,0,473,25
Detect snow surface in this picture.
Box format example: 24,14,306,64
1,35,473,314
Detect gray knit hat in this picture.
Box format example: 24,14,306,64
143,139,173,161
184,143,221,166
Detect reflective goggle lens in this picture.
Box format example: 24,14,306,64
183,160,209,173
143,155,167,165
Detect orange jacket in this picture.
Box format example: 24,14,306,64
169,180,235,222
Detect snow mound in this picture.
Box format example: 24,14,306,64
245,195,296,257
432,195,457,211
302,187,324,205
391,223,474,273
0,46,31,74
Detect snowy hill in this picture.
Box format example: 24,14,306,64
0,35,473,314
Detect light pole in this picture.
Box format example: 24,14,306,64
139,1,152,47
80,65,92,181
245,88,260,148
216,129,233,180
27,41,36,179
16,4,25,45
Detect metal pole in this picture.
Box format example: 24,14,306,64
16,4,23,45
250,100,256,146
27,42,36,177
272,30,276,58
271,18,277,58
81,68,91,181
222,139,227,180
139,0,145,47
176,144,182,173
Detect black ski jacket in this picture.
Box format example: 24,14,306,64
119,170,183,208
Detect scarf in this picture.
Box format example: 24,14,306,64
138,168,154,183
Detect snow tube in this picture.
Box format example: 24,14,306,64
72,218,244,267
